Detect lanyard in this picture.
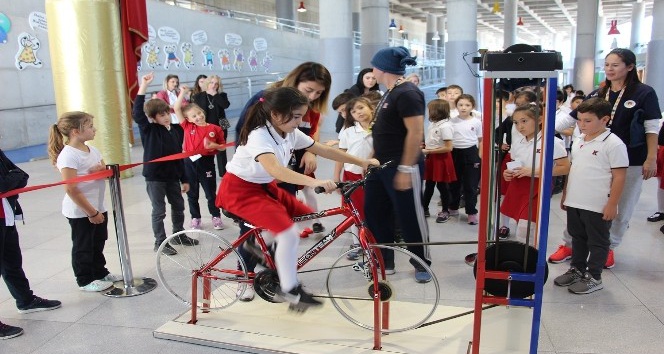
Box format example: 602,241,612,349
605,86,625,126
371,77,405,129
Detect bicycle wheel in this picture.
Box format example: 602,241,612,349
326,244,439,333
156,230,248,310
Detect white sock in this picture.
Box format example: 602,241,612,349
301,186,320,227
516,219,537,247
275,224,300,292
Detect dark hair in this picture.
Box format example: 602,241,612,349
361,91,382,107
575,90,585,97
495,89,510,101
271,62,331,114
436,87,447,95
598,48,640,99
163,74,179,91
562,84,574,92
447,84,463,94
515,90,538,104
192,74,208,96
571,96,584,104
354,68,380,92
144,98,170,119
343,97,374,129
332,92,355,110
556,89,566,103
455,93,476,108
427,99,450,122
239,87,309,145
513,103,544,122
576,97,612,119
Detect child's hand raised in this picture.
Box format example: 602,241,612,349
142,72,154,84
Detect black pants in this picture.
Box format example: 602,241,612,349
68,213,110,287
0,223,34,308
216,128,228,177
567,207,611,279
450,146,481,215
422,181,450,211
185,156,220,219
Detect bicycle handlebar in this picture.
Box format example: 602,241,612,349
313,161,394,194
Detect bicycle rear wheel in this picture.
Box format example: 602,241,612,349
326,244,439,333
156,230,248,310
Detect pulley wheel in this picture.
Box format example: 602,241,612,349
473,241,548,298
254,269,281,303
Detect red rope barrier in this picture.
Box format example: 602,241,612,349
0,142,236,199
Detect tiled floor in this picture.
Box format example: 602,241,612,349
2,143,664,354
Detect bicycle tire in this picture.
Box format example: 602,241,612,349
325,244,439,333
156,230,249,311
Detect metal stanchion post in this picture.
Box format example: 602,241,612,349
104,164,157,297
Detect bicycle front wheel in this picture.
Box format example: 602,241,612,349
156,230,248,311
326,244,439,333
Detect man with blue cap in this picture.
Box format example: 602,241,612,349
364,46,433,283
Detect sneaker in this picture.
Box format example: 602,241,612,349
467,214,479,225
0,322,23,339
354,261,395,275
237,284,255,302
414,269,432,283
17,296,62,314
346,244,361,261
155,243,178,255
548,245,572,263
190,218,202,230
568,272,603,294
312,222,325,234
212,216,226,230
100,273,123,282
435,211,449,223
300,227,313,238
424,208,430,217
498,226,510,239
464,253,477,267
553,267,583,286
170,234,200,246
647,212,664,222
79,279,113,292
276,284,323,312
449,209,460,216
604,249,615,269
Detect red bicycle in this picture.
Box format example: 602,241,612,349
156,163,439,333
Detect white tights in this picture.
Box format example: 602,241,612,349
515,219,537,247
274,224,300,292
301,186,320,226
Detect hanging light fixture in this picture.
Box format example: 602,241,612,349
432,31,441,41
389,18,397,30
297,1,307,13
492,1,500,14
608,19,620,35
517,16,524,26
398,25,405,33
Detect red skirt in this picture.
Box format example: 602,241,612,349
424,152,457,183
217,173,313,234
500,176,540,222
342,170,365,220
499,153,511,196
657,146,664,188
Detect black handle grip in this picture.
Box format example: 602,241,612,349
314,186,326,194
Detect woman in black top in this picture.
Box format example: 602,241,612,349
192,75,231,177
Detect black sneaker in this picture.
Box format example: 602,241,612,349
17,296,62,314
464,253,477,267
276,284,323,313
0,322,23,339
312,223,325,233
155,243,178,255
170,234,199,246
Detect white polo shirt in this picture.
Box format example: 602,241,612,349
425,120,453,149
509,133,567,170
338,122,373,175
564,129,629,213
451,116,482,149
227,123,314,184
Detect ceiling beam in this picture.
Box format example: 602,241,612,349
517,1,556,34
553,0,575,26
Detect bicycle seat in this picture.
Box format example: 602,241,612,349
221,209,245,223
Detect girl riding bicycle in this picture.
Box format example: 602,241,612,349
216,87,378,312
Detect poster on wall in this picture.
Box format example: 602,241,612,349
28,11,47,32
180,42,194,69
143,41,161,69
0,12,11,44
201,45,214,69
232,47,244,71
218,48,231,71
15,32,42,70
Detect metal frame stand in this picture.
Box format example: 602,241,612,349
104,164,157,297
471,72,558,354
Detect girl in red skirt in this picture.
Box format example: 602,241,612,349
501,104,570,245
422,99,457,223
216,87,377,312
333,96,375,260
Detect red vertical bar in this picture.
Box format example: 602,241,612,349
471,78,496,353
188,273,198,324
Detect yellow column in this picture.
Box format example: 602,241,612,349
46,0,132,175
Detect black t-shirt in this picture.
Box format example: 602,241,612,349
371,81,425,164
588,83,661,165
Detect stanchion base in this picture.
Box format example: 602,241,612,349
104,277,158,298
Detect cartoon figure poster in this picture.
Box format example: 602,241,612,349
143,41,161,69
163,44,181,69
261,51,273,73
233,47,244,71
218,48,231,71
201,45,214,69
248,50,258,71
15,32,42,70
180,42,194,69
